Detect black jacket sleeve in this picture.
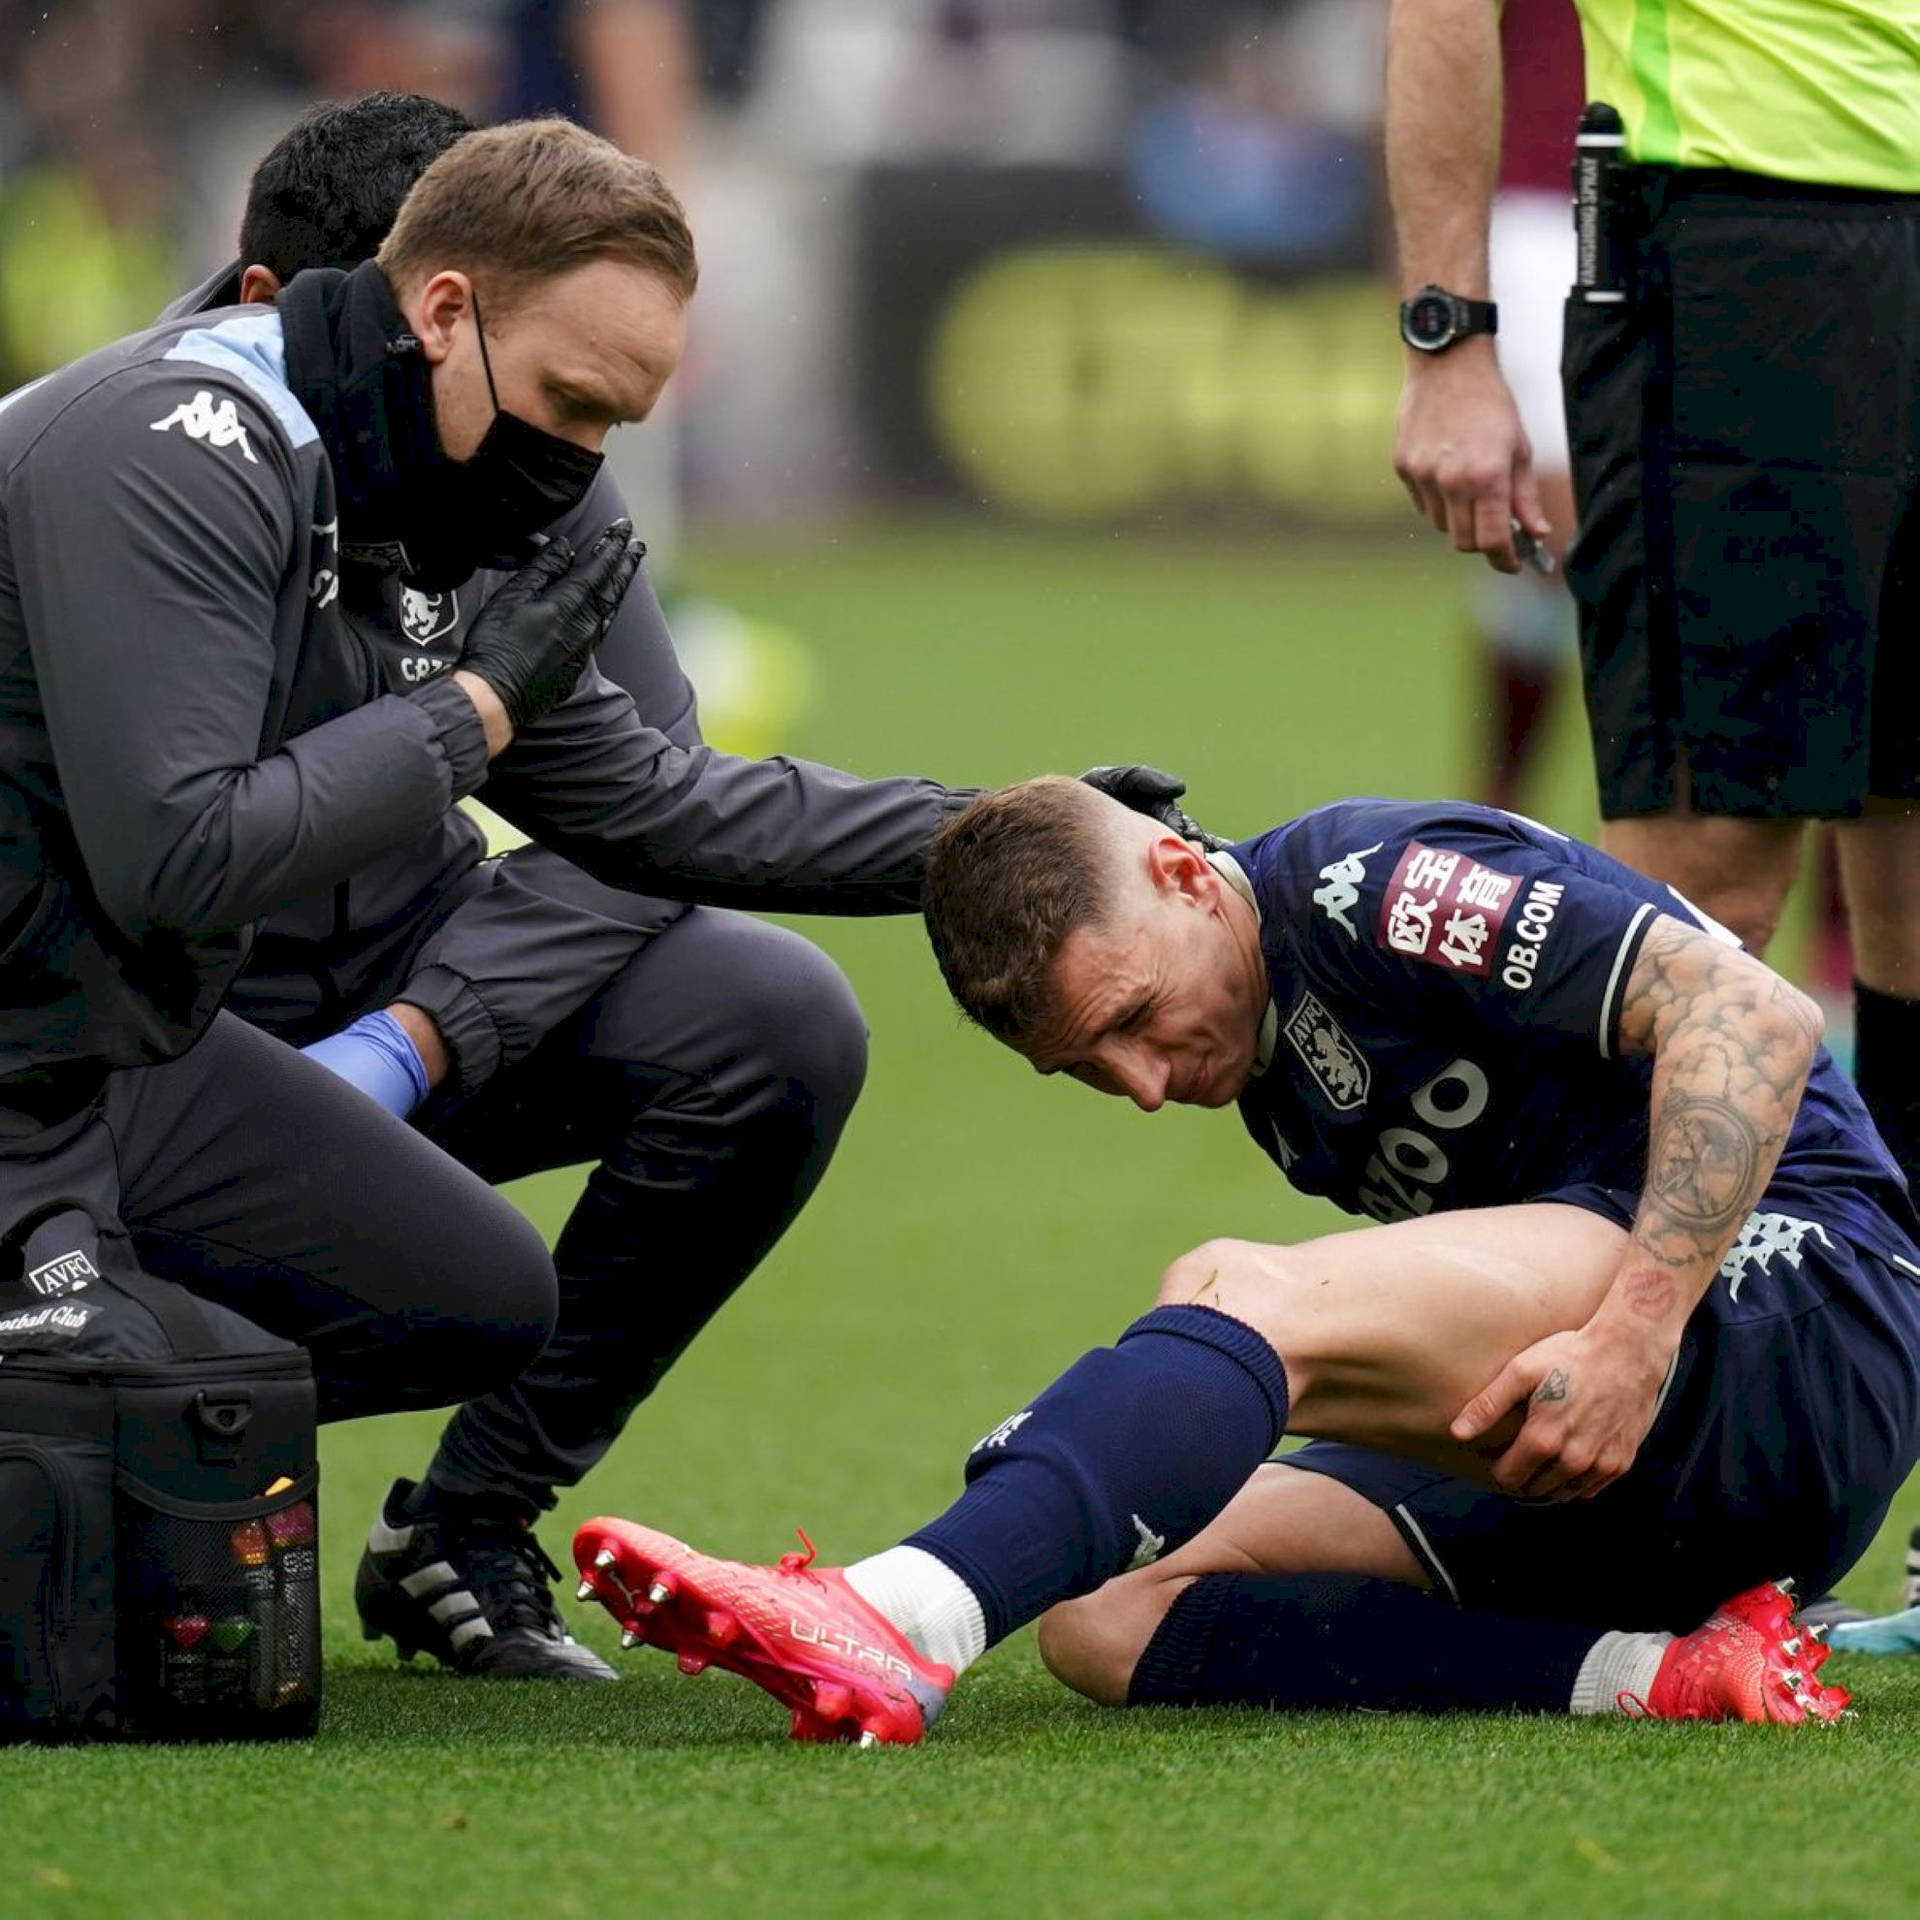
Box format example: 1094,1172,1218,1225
10,367,488,940
479,665,972,916
397,514,957,1083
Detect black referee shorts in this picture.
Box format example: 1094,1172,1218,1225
1563,168,1920,820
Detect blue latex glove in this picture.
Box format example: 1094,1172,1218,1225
1827,1606,1920,1656
300,1009,431,1119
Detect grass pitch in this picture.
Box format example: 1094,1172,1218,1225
3,521,1915,1918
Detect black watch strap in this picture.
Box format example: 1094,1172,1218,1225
1399,285,1499,353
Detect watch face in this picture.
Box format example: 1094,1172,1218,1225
1406,292,1455,346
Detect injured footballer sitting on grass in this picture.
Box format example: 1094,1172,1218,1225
573,775,1920,1740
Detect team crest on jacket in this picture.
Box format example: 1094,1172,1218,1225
1283,991,1370,1111
399,586,459,645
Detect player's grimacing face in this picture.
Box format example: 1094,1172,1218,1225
1024,840,1267,1113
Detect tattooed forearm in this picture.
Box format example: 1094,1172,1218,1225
1647,1094,1758,1232
1613,915,1818,1311
1618,1268,1680,1319
1768,975,1827,1050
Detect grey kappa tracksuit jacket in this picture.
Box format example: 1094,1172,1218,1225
229,472,713,1090
162,266,836,1090
0,302,962,1086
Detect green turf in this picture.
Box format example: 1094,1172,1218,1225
2,520,1913,1918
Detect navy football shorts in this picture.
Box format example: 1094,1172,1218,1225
1289,1188,1920,1633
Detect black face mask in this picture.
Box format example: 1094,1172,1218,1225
453,292,605,577
279,262,604,593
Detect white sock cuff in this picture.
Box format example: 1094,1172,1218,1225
844,1544,988,1676
1570,1629,1672,1716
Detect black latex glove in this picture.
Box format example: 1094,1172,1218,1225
454,519,645,731
1079,764,1230,852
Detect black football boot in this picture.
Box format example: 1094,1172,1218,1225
354,1478,616,1680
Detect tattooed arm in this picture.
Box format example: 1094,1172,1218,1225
1454,913,1822,1501
1609,913,1821,1329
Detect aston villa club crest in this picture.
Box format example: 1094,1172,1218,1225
1282,991,1371,1112
398,586,459,645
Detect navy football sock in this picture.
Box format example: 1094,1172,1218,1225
904,1305,1290,1647
1129,1572,1597,1714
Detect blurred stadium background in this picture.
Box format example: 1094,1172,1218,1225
3,4,1914,1915
0,1,1401,547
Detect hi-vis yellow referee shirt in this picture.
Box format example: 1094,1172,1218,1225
1575,0,1920,191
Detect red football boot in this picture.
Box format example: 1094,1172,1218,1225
573,1518,954,1746
1629,1580,1851,1724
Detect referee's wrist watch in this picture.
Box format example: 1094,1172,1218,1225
1398,284,1498,354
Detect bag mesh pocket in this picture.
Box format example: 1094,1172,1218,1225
115,1472,319,1740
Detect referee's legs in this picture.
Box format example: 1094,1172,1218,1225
1600,813,1805,957
1601,807,1920,1189
1836,807,1920,1189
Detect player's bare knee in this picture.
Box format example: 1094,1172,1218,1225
1156,1239,1310,1374
1155,1237,1267,1310
1836,888,1920,989
1837,812,1920,989
1035,1596,1123,1705
1037,1581,1181,1709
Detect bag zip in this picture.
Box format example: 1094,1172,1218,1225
1,1352,310,1388
0,1443,82,1721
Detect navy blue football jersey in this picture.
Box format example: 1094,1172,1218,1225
1225,800,1919,1264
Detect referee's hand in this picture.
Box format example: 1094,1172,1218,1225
1393,343,1547,576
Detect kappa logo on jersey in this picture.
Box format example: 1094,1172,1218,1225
149,390,256,463
1283,991,1370,1111
399,587,459,645
1247,1108,1302,1171
1312,841,1382,941
1719,1212,1832,1303
1379,842,1521,978
24,1248,95,1299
